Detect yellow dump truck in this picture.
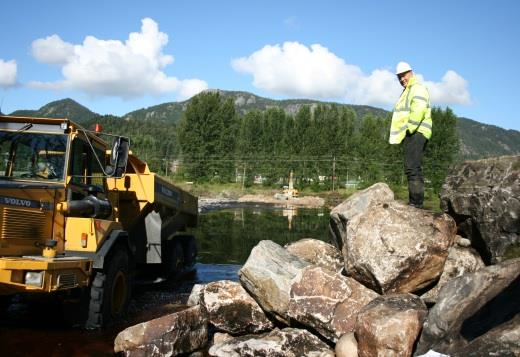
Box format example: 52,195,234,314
0,115,198,328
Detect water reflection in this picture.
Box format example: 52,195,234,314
190,203,330,264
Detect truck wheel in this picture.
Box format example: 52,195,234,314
162,240,184,278
85,249,131,329
180,235,197,269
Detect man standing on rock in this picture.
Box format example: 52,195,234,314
389,61,432,208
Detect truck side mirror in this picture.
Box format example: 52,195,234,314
107,137,129,177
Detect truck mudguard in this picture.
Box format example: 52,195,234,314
93,230,133,270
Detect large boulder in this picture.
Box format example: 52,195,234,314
440,155,520,264
344,200,457,294
114,305,208,356
238,240,310,323
199,280,274,334
415,258,520,355
355,294,428,357
449,314,520,356
208,327,334,357
285,238,344,273
421,238,485,303
287,266,378,342
329,183,394,250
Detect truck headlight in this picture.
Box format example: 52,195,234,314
25,271,44,287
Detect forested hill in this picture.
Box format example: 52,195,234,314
5,90,520,161
457,117,520,159
120,90,388,124
9,98,98,122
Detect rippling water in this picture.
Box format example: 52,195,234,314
0,203,330,356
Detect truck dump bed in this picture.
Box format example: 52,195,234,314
108,152,198,227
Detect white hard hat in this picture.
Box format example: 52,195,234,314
395,61,412,75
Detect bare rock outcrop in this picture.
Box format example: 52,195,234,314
415,258,520,355
355,294,427,357
344,200,457,294
199,280,274,334
440,155,520,264
238,240,310,323
287,265,378,342
285,238,344,273
114,305,208,356
208,327,334,357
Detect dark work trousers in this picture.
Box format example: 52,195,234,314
402,131,427,207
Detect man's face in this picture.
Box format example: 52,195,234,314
397,71,412,88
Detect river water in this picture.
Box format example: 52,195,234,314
0,203,330,356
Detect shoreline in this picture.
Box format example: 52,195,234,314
198,194,326,212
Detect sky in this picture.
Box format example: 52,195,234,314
0,0,519,131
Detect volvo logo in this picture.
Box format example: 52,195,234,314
2,197,31,207
0,195,53,210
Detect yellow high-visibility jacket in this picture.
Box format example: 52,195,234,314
389,75,432,144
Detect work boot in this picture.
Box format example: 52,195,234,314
408,180,424,208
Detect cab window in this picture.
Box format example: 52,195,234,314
69,137,106,189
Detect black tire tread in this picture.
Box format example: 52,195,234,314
85,249,130,329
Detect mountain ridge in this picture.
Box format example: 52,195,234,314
5,90,520,161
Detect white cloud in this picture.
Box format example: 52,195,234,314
29,18,207,100
232,41,471,107
0,59,17,88
31,34,74,65
424,70,471,105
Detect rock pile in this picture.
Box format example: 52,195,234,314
114,156,520,357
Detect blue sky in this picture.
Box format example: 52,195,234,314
1,0,519,131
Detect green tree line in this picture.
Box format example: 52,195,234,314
176,92,459,193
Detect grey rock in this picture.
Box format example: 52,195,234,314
238,240,310,323
415,258,520,355
212,332,234,345
288,265,378,342
114,305,208,356
455,235,472,247
285,238,344,273
208,327,334,357
450,314,520,357
355,294,427,357
440,155,520,263
344,200,457,293
187,283,205,306
335,332,358,357
329,183,394,250
421,243,485,303
200,280,274,334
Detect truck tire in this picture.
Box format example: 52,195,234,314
162,239,184,278
85,249,131,329
180,234,197,269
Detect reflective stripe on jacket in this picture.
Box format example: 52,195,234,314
389,75,432,144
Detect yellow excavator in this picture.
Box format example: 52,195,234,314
0,115,198,328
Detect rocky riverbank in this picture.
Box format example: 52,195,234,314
114,155,520,357
199,194,325,213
